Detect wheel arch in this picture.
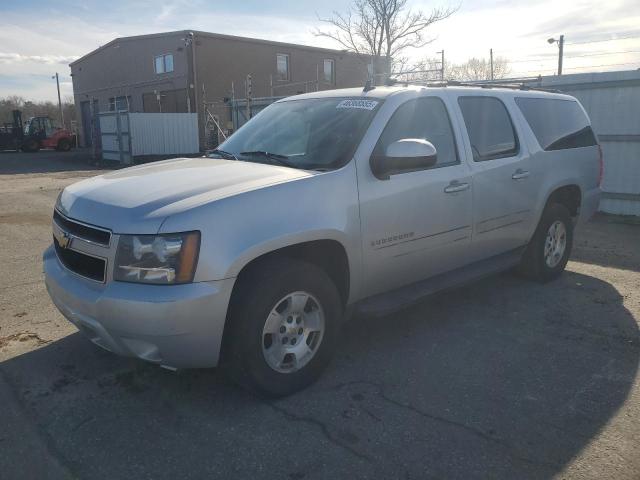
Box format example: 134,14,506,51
546,184,582,218
527,182,582,243
231,238,351,307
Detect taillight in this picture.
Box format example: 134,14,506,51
597,144,604,187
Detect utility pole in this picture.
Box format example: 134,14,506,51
437,50,445,80
558,34,564,75
490,48,494,81
548,35,565,76
52,72,64,128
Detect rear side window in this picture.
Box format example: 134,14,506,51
373,97,459,168
458,96,519,161
515,97,597,151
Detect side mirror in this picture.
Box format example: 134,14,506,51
371,139,438,180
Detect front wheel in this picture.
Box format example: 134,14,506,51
518,203,573,282
22,138,40,152
223,258,342,397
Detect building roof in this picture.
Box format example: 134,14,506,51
70,29,363,67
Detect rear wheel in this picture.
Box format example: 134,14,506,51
57,138,72,151
518,203,573,282
224,258,342,397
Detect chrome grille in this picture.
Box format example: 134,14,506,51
53,210,111,246
52,210,111,283
53,236,106,282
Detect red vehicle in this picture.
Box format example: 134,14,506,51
0,110,75,152
22,115,75,152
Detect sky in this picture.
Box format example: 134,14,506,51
1,0,639,102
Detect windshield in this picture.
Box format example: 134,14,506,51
212,97,381,170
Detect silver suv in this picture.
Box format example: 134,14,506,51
44,85,602,396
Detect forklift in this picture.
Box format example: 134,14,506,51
0,110,75,152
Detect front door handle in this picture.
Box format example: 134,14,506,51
512,168,530,180
444,180,470,193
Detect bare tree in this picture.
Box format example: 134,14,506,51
0,95,75,126
447,57,511,81
316,0,456,80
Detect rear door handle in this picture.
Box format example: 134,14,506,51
512,169,530,180
444,181,470,193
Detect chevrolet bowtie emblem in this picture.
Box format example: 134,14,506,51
56,230,72,249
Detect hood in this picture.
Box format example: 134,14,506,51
57,157,313,234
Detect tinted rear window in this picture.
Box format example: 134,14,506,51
515,97,597,151
458,96,519,161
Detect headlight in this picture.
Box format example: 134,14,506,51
114,231,200,284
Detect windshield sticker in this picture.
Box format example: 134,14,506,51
336,99,379,110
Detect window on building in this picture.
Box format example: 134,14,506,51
458,96,519,161
324,59,335,84
154,54,174,74
515,97,597,151
373,97,459,169
108,96,131,111
276,54,290,81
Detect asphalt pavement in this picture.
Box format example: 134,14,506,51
1,151,638,479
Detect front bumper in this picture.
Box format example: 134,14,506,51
43,245,235,368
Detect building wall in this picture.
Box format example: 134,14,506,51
71,32,192,146
71,30,373,148
535,70,640,216
193,32,370,145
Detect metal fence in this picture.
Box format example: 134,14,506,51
99,112,199,164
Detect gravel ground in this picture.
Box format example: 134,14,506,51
1,151,638,479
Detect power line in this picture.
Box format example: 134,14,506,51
510,61,640,76
497,49,640,65
568,34,640,45
484,50,640,65
563,61,640,70
566,49,640,58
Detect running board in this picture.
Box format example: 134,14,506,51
355,247,525,317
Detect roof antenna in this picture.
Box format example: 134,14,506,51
363,79,375,92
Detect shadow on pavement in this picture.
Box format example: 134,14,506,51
1,270,638,479
0,149,106,175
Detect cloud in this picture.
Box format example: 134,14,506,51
1,0,639,101
0,52,79,65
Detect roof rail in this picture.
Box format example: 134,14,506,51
385,77,560,93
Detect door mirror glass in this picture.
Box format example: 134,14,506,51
371,139,438,179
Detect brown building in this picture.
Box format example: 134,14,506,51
70,30,372,148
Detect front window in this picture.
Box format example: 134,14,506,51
373,97,459,168
276,54,290,81
212,97,381,171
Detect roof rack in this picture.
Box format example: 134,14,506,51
384,76,560,93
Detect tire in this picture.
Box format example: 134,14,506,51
518,203,573,282
223,257,342,397
57,138,72,151
21,138,40,152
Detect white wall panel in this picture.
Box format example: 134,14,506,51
129,113,199,156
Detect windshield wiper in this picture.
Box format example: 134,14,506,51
208,149,238,160
239,151,296,168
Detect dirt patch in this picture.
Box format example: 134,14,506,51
0,212,52,226
0,332,50,348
